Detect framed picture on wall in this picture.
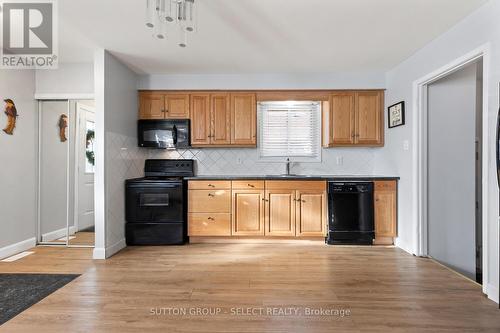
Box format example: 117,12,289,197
388,101,405,128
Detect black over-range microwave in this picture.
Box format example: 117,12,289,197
138,119,190,149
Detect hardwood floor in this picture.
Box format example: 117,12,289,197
49,231,95,246
0,244,499,332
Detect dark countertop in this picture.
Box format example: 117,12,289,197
185,175,400,181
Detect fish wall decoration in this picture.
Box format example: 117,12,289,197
3,99,18,135
59,114,68,142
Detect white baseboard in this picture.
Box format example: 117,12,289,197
93,247,105,259
92,238,126,260
394,238,416,256
41,226,77,242
487,283,499,304
105,238,126,258
0,237,36,260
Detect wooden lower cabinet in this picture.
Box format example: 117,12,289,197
232,190,264,235
188,179,382,240
188,213,231,236
295,190,327,237
374,181,397,243
188,190,231,213
188,183,232,236
265,190,296,236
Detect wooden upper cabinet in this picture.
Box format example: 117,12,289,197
265,190,296,237
355,91,383,145
231,93,257,145
190,94,211,145
325,90,384,147
232,190,265,236
139,93,165,119
295,190,327,237
374,181,397,238
329,92,356,145
211,93,231,145
139,92,189,119
165,93,190,118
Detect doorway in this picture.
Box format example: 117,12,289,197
426,60,483,283
37,100,95,247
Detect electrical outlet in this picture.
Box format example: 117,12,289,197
236,157,242,165
336,156,343,165
403,140,410,151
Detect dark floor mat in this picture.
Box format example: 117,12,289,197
0,273,79,325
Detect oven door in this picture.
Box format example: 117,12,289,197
138,119,190,149
126,181,183,223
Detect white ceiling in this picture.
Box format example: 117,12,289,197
59,0,487,74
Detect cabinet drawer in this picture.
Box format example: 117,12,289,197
188,190,231,213
232,180,265,190
188,213,231,236
265,180,326,191
374,180,396,191
188,180,231,190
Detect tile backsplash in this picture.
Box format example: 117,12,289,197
147,148,377,176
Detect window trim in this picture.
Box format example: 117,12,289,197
258,101,322,163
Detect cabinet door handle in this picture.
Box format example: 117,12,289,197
262,198,269,202
208,184,215,187
301,200,306,203
207,217,215,221
247,184,255,187
208,193,215,197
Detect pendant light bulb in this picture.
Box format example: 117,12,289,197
185,0,195,32
178,26,187,47
145,0,155,28
165,0,175,22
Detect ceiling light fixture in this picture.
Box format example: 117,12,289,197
145,0,196,47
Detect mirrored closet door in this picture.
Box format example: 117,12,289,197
37,100,95,247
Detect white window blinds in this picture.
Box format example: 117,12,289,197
259,101,321,160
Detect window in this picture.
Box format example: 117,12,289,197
259,101,321,162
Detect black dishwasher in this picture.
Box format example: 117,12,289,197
326,182,374,245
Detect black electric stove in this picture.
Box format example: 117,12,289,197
125,159,194,245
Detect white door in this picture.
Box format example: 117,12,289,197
427,62,479,280
75,103,95,232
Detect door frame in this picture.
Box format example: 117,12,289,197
413,43,490,294
73,102,96,234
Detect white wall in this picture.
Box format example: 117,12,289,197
94,50,145,259
0,70,37,258
377,0,500,302
138,72,386,90
35,63,94,97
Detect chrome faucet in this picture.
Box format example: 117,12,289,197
286,158,291,176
